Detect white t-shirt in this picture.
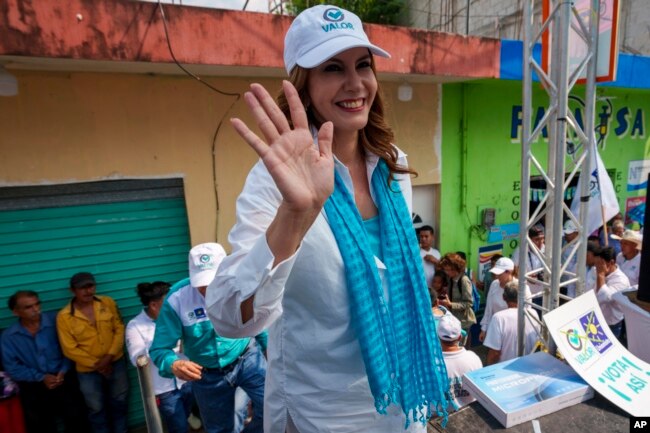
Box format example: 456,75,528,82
483,308,540,363
616,252,641,287
207,150,427,433
420,247,441,288
442,348,483,410
480,279,532,332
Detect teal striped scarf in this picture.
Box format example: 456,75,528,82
323,158,450,427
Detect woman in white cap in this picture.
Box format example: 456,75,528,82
206,5,450,433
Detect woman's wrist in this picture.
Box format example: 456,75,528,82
266,202,321,266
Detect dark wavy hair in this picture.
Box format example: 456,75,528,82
276,55,417,183
136,281,171,307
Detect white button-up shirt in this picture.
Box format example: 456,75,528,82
125,310,185,396
511,245,545,295
616,252,641,286
207,150,427,433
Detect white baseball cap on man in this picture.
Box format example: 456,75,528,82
283,5,390,74
563,219,579,235
437,314,462,342
489,257,515,276
188,243,227,288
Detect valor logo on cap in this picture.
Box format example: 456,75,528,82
321,8,354,32
323,8,344,22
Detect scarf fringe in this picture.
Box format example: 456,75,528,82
324,160,452,430
374,378,401,415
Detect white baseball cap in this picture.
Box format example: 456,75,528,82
437,314,462,342
188,243,227,288
283,5,390,75
563,219,578,235
490,257,515,275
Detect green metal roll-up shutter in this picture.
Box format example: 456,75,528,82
0,178,192,429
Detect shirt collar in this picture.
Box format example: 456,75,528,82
4,321,25,337
6,313,52,337
141,308,155,322
40,311,55,329
69,295,102,315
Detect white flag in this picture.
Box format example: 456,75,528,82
570,150,620,235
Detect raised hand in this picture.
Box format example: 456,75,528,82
231,80,334,213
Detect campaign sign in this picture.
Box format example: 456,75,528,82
628,160,650,192
544,291,650,416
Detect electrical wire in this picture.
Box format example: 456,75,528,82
157,0,240,98
157,0,242,241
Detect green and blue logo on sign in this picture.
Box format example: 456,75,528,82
322,8,354,32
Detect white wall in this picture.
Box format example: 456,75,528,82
404,0,649,55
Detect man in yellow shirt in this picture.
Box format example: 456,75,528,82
56,272,128,433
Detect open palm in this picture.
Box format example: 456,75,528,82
231,81,334,213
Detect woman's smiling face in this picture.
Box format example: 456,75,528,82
306,47,377,135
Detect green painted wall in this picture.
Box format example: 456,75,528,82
441,80,650,274
0,197,191,428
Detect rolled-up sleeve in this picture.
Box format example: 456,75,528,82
206,161,299,338
596,283,616,303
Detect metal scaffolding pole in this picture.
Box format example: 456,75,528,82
518,0,600,356
136,355,164,433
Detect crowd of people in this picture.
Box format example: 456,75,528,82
0,242,265,433
0,4,644,433
417,213,643,411
4,214,639,432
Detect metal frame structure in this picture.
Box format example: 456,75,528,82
518,0,602,355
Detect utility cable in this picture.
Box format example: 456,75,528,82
157,0,242,241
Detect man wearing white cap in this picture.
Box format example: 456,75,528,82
484,282,540,365
437,315,482,410
612,229,642,286
479,257,531,342
150,243,267,433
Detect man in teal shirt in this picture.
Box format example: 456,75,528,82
150,243,267,433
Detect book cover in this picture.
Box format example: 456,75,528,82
463,352,594,427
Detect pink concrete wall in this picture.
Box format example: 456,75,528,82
1,0,500,78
